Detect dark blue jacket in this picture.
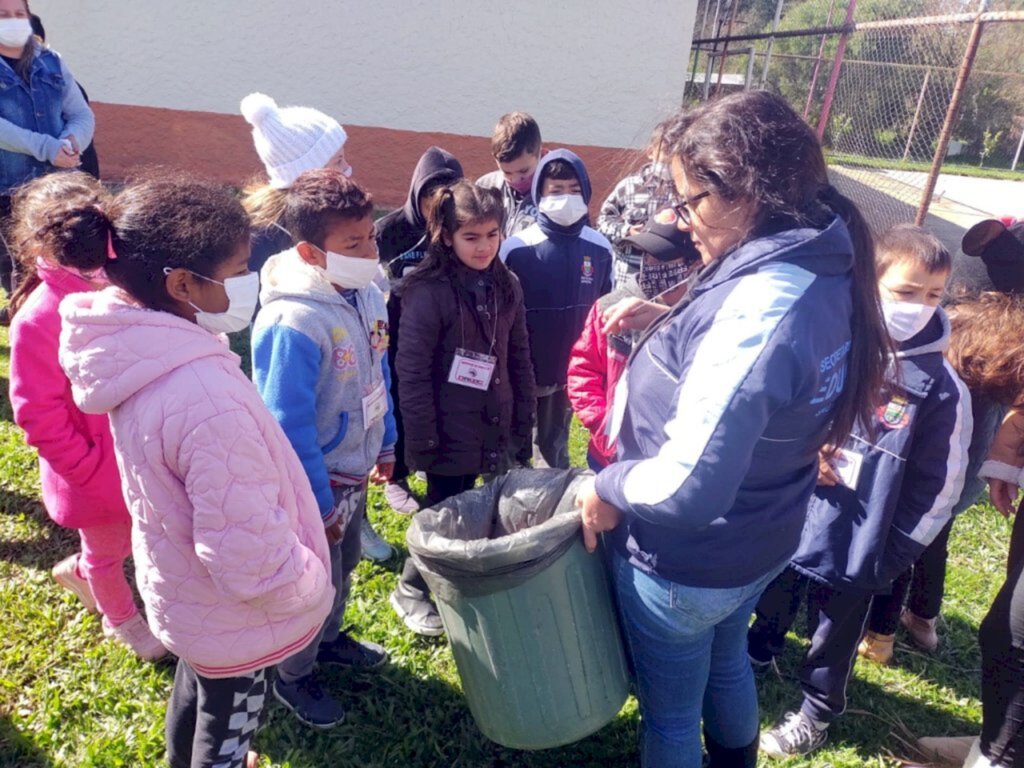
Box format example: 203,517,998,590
595,216,857,588
499,150,613,387
790,309,972,594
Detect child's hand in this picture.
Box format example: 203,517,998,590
817,447,842,486
325,519,346,545
370,461,395,484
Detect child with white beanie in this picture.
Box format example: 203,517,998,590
240,93,396,565
240,92,351,273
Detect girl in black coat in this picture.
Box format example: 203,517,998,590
389,180,536,636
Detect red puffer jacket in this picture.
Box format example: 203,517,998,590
567,279,644,467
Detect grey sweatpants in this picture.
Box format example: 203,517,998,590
276,483,366,683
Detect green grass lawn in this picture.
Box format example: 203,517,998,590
0,324,1013,767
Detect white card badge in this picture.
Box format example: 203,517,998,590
362,381,388,425
608,371,630,443
833,449,865,490
448,347,497,391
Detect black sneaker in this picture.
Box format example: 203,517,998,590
317,630,388,669
389,585,444,637
273,673,345,729
760,710,828,758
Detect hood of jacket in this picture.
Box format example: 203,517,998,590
532,149,594,238
58,288,239,415
258,247,351,309
402,146,464,229
693,214,855,298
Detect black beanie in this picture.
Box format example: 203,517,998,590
948,219,1024,297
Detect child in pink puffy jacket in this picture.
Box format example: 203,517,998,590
57,176,334,768
7,172,165,661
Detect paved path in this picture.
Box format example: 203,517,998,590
829,165,1024,255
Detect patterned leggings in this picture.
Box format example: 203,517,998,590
166,659,265,768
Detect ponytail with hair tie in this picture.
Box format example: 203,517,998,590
93,205,118,261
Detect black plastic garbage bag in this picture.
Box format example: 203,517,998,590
406,467,592,602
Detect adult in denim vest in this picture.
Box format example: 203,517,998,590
0,0,94,301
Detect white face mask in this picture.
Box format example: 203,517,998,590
165,268,259,335
0,18,32,48
539,194,588,227
319,248,378,290
882,298,936,342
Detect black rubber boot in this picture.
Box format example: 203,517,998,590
704,729,758,768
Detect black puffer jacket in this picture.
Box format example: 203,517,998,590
397,264,536,475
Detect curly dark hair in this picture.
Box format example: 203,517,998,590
7,171,110,318
101,174,250,310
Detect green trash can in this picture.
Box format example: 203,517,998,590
406,468,631,751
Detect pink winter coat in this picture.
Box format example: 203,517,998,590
9,265,128,528
58,288,333,678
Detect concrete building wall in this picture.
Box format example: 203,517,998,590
30,0,696,206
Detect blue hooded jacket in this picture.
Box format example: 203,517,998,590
498,149,613,388
595,216,858,588
789,308,972,594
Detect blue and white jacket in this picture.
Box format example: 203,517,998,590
499,150,613,388
790,309,971,594
595,216,858,588
252,249,397,525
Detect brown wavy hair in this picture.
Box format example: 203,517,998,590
7,171,110,318
948,293,1024,408
666,90,891,448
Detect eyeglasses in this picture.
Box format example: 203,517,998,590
671,190,711,226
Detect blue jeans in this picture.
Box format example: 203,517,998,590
612,550,783,768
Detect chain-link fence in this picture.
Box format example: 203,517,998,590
685,0,1024,234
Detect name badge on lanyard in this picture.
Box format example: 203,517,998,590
362,380,388,425
608,370,630,442
448,347,497,391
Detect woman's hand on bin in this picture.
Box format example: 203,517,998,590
576,478,622,553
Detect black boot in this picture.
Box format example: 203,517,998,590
704,729,758,768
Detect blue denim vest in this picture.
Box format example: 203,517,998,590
0,46,65,192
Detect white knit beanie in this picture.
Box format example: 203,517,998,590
240,92,348,189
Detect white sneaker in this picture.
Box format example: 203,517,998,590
52,554,97,613
360,519,395,562
103,614,168,661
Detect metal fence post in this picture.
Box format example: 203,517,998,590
816,0,858,142
914,8,987,225
760,0,786,88
902,67,931,161
803,0,838,121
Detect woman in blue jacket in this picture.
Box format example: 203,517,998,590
0,0,94,301
576,91,890,768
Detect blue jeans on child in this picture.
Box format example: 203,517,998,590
611,550,783,768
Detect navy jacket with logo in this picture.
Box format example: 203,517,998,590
789,309,972,594
499,149,613,388
595,216,859,588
